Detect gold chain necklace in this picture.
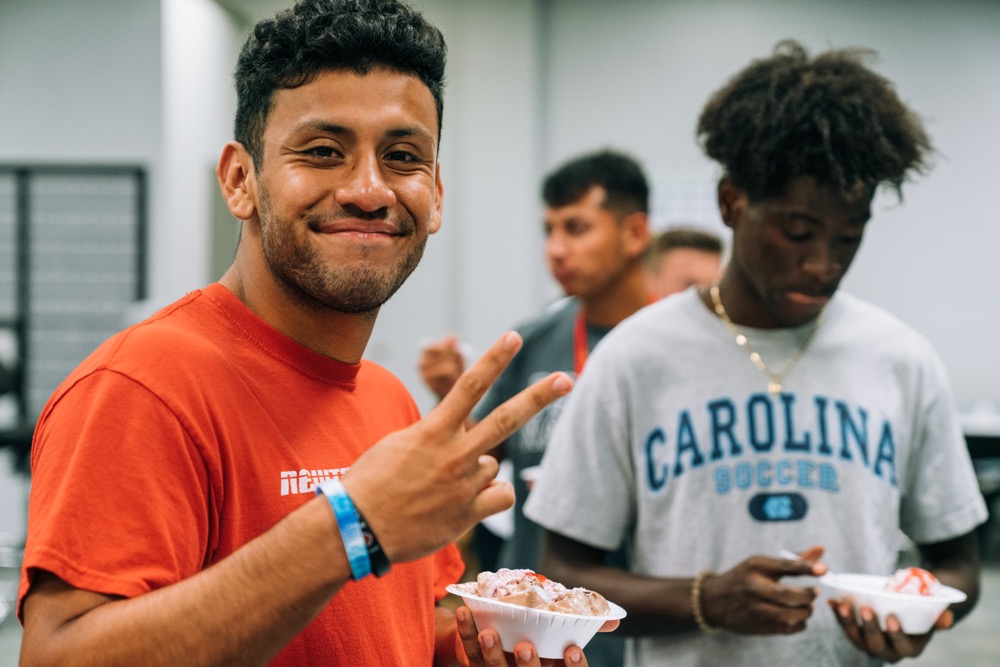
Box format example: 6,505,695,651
709,284,823,395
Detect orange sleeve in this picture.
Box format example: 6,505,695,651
19,370,213,620
432,542,465,602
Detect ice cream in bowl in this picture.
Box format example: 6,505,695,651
819,566,966,634
447,568,626,658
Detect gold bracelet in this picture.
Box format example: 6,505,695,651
691,569,720,633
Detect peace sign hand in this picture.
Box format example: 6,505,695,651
343,331,573,563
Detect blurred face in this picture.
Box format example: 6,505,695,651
251,68,443,314
648,247,722,299
544,186,643,299
723,175,871,328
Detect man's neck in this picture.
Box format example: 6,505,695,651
219,256,377,364
579,267,650,328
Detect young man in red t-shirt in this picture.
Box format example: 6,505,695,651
17,1,616,665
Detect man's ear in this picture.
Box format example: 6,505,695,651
717,178,748,230
622,211,652,259
216,141,257,221
428,161,444,235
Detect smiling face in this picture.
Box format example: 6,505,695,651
544,186,646,299
721,175,872,328
246,68,443,314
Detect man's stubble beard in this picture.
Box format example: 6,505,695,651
258,187,427,315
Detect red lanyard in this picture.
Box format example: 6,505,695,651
574,295,658,376
573,309,590,376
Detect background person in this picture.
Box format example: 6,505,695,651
420,149,653,570
644,226,723,300
526,39,987,666
420,148,653,666
16,1,610,665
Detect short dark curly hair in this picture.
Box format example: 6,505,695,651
696,40,932,202
542,149,649,216
233,0,447,167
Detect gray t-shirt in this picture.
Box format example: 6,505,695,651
473,297,625,666
474,296,610,571
525,289,987,667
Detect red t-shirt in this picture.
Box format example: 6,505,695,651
20,283,464,664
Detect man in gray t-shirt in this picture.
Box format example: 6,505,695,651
527,41,987,667
420,149,658,665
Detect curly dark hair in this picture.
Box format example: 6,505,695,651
233,0,447,167
696,40,932,201
542,149,650,215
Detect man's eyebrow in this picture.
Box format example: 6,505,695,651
386,126,436,144
788,212,822,223
788,211,870,226
293,120,352,137
289,122,435,144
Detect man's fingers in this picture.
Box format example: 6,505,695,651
830,598,862,643
424,331,572,454
455,607,484,667
475,454,500,483
460,604,595,666
477,629,510,667
797,545,824,562
598,619,620,633
431,331,523,427
559,645,588,666
470,479,516,523
756,580,817,609
883,614,914,656
858,606,893,657
760,554,824,580
465,372,573,456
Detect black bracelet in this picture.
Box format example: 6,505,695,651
355,509,391,577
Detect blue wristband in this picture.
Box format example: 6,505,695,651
316,480,372,580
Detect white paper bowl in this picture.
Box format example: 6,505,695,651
446,584,627,659
819,573,966,634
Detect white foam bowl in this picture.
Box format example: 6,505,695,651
819,573,966,634
446,584,627,659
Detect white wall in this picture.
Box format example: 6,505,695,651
0,0,162,163
159,0,244,298
0,0,165,544
0,0,241,311
0,0,244,544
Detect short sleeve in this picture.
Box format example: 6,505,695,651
900,359,987,544
524,343,636,551
20,370,213,617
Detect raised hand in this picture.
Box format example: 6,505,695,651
343,331,572,563
419,334,467,400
